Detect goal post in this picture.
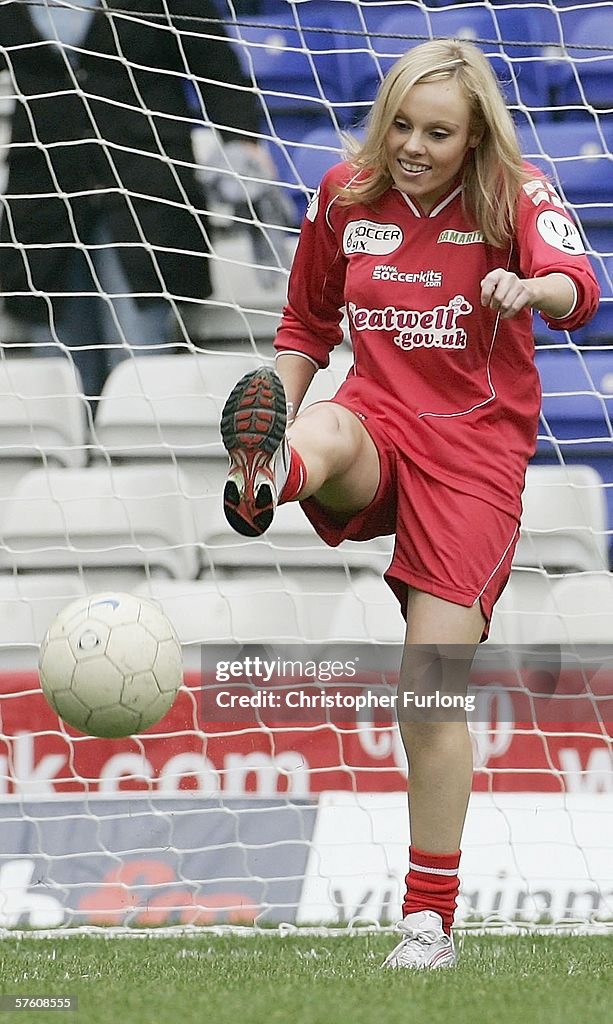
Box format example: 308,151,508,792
0,0,611,934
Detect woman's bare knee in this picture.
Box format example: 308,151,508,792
288,402,378,505
290,402,357,466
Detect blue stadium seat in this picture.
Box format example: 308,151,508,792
290,125,368,217
212,0,260,14
346,7,498,115
572,256,613,346
516,120,613,228
516,119,612,345
535,348,613,560
537,349,613,447
225,11,348,142
342,5,552,125
293,125,367,186
291,127,345,195
545,8,613,115
222,7,354,194
540,0,610,5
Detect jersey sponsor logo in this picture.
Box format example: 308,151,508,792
372,265,442,287
523,178,564,209
347,295,473,352
343,220,404,255
437,229,484,245
536,210,585,255
305,187,320,222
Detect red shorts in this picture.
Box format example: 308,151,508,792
300,409,520,636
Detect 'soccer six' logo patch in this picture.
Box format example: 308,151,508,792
343,220,404,255
437,229,484,245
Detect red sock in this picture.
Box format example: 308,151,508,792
402,846,461,935
279,446,307,504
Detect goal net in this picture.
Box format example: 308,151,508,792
0,0,611,934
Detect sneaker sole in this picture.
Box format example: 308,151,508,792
220,367,287,537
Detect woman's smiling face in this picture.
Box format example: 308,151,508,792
384,77,480,213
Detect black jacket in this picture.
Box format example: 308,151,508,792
0,0,260,322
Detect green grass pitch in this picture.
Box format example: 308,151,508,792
0,934,610,1024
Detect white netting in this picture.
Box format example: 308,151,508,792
0,1,611,932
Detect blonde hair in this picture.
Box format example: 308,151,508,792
338,39,526,248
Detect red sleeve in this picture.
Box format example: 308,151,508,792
274,165,350,369
517,166,600,331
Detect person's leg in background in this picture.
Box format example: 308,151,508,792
95,226,174,387
27,220,110,404
31,222,176,406
28,257,107,405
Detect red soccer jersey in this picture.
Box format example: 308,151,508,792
274,162,600,514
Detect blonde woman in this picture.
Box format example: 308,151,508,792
220,40,599,968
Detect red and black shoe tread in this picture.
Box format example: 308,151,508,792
220,368,286,455
220,368,287,537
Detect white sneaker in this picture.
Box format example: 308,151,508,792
382,910,457,970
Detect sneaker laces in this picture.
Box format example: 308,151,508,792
388,920,448,967
397,920,441,944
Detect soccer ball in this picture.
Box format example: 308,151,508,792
38,592,183,738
